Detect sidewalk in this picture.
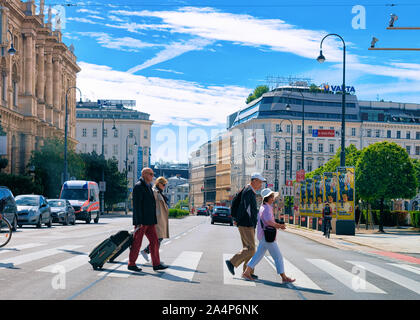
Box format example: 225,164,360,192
284,222,420,263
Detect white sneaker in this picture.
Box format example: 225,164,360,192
141,250,150,262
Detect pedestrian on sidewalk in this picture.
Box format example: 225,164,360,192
322,202,332,235
225,173,266,280
242,188,295,283
355,205,361,229
128,168,168,272
141,176,170,262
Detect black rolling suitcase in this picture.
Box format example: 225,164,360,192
89,230,133,270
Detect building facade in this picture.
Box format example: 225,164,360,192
75,100,153,189
0,1,80,174
190,85,420,206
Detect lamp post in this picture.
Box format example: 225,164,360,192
63,87,82,183
278,118,293,181
7,30,16,56
317,33,346,167
125,134,138,215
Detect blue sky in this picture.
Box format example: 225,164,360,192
40,0,420,162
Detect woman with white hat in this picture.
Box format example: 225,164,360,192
242,188,295,283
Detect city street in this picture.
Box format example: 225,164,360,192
0,215,419,300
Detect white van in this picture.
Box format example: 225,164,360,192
59,181,100,224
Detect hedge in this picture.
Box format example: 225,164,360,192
410,211,420,228
361,209,419,227
169,209,189,218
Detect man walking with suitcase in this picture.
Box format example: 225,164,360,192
128,168,168,272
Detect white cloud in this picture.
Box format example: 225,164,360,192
76,61,250,127
67,17,101,25
77,8,100,15
87,15,105,21
127,38,213,73
154,68,184,75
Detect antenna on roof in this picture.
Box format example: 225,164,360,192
265,75,313,90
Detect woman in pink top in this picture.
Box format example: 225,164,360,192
242,188,295,283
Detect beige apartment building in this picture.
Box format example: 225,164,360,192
0,1,80,174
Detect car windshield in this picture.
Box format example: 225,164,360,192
215,208,230,214
61,189,88,201
48,200,66,207
15,196,39,206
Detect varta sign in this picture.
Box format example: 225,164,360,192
322,84,356,94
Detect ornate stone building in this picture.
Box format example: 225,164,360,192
0,0,80,174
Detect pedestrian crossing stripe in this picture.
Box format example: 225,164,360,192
37,254,90,273
347,261,420,295
222,254,256,287
160,251,202,282
387,263,420,276
308,259,386,294
0,243,46,255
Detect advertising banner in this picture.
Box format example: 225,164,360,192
337,167,355,220
305,178,314,216
323,172,337,217
299,180,306,215
313,175,323,218
293,181,300,217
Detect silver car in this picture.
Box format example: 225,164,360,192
16,195,52,228
47,199,76,225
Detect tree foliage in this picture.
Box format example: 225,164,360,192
246,85,269,104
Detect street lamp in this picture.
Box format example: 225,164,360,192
317,33,346,167
125,134,138,214
63,87,82,183
7,30,16,56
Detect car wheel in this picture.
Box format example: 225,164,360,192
12,216,18,231
211,219,214,225
71,217,76,225
94,213,99,224
63,215,69,226
46,216,52,228
230,221,233,226
86,213,91,224
36,216,42,228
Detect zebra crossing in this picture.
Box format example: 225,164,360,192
0,243,419,296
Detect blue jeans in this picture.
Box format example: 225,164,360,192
247,238,284,274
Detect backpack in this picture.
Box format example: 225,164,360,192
230,187,245,220
324,205,331,215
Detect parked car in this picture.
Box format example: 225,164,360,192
48,199,76,226
196,207,209,216
211,206,233,226
0,187,18,231
15,195,52,228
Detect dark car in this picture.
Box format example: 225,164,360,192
48,199,76,225
211,206,233,226
196,207,209,216
16,195,52,228
0,187,18,231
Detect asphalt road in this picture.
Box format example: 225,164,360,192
0,215,419,300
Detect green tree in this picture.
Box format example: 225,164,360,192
80,152,128,210
411,158,420,190
0,173,42,195
175,197,189,210
29,138,85,198
246,85,269,104
356,142,417,232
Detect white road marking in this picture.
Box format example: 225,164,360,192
223,254,256,287
160,251,203,282
265,256,323,291
308,259,386,294
0,245,83,267
347,261,420,295
387,263,420,276
0,243,46,255
37,254,90,273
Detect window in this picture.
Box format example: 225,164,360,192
82,128,87,137
416,132,420,140
285,160,290,171
308,143,312,152
367,129,371,137
104,144,108,155
12,80,18,107
406,132,411,139
92,144,97,153
319,126,324,130
330,127,334,130
144,130,148,139
2,74,6,101
286,125,291,133
265,160,269,170
297,125,301,134
387,130,391,138
82,143,87,153
406,146,411,155
416,146,420,155
318,143,324,153
129,129,134,138
275,160,279,170
397,131,401,139
307,162,312,172
297,142,302,152
376,130,380,138
113,145,118,155
276,124,280,132
103,129,108,138
128,145,133,155
297,162,302,170
93,128,97,138
275,141,280,150
329,144,334,153
286,142,291,151
114,129,118,138
308,125,313,134
351,128,356,136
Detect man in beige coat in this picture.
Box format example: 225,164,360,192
141,177,169,261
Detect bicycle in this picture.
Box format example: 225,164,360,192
0,214,13,248
324,216,332,239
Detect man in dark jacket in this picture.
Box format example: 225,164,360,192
128,168,168,272
226,173,265,279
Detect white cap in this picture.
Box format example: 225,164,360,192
261,188,279,199
251,172,266,182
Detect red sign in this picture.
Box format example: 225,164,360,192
296,170,305,182
317,129,335,137
302,217,306,222
286,180,293,187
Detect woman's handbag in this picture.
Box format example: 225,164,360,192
260,219,276,243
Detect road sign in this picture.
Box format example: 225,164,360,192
312,129,335,137
99,181,106,192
